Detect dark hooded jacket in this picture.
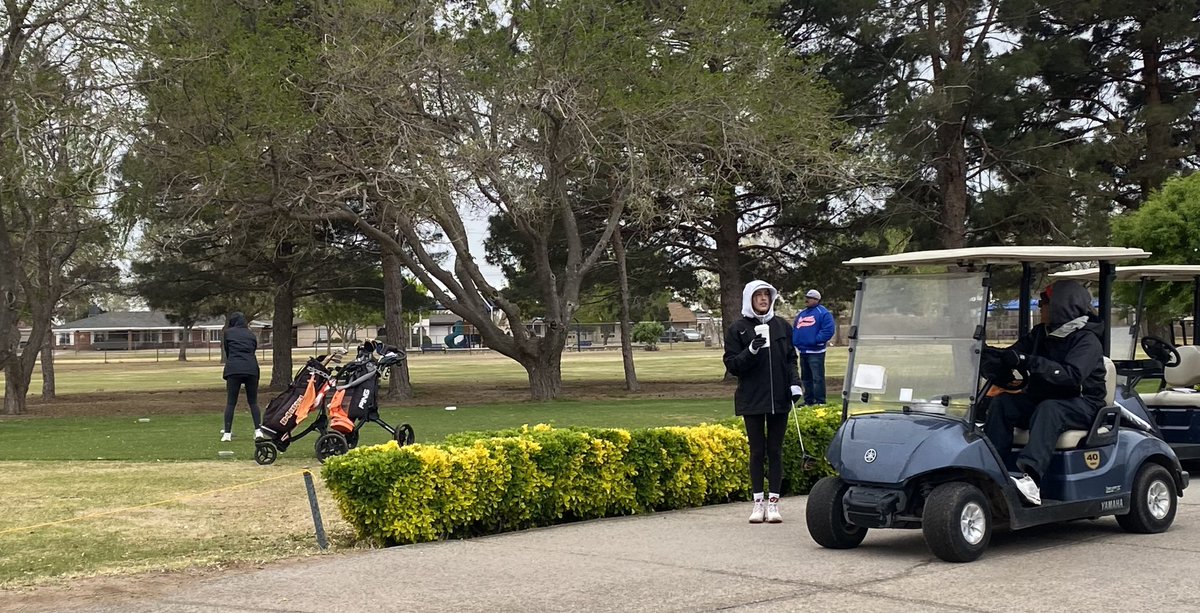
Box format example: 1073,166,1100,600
222,312,260,379
723,280,803,415
1001,280,1107,409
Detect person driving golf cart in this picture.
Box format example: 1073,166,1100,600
982,279,1108,505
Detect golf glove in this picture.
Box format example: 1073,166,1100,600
748,336,767,354
1000,349,1024,369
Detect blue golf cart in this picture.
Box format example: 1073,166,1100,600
1052,266,1200,461
805,247,1190,562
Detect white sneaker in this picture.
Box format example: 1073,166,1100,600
748,500,766,524
1011,473,1041,505
766,498,783,523
220,431,232,442
254,428,265,440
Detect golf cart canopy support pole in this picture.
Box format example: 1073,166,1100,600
1019,263,1033,338
1135,278,1147,351
1194,276,1200,346
1100,261,1114,356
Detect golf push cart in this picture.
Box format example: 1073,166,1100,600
1052,266,1200,461
805,247,1190,563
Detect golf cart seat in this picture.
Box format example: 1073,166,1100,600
1013,358,1119,450
1139,345,1200,408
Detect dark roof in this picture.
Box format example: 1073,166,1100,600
428,313,462,325
667,302,697,324
55,311,226,331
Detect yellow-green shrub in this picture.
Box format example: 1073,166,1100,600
323,408,844,546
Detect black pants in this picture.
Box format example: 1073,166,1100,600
744,412,789,494
984,393,1097,482
224,374,261,432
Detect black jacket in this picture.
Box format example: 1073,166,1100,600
996,281,1107,409
222,312,260,380
723,315,802,415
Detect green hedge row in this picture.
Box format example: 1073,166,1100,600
322,406,842,545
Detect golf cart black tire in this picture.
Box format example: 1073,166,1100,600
806,476,868,549
314,432,350,464
254,442,278,466
922,482,991,563
1117,462,1177,534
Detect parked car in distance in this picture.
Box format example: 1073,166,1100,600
660,328,703,343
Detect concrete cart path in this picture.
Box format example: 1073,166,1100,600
21,492,1200,613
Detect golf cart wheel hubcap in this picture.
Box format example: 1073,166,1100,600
1148,480,1171,520
959,502,986,545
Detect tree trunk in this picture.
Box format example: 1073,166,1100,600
0,211,20,370
178,327,190,361
933,0,969,250
1139,39,1171,199
935,125,969,249
41,327,55,400
714,203,742,381
612,228,638,392
270,278,296,389
3,361,28,415
382,248,413,400
522,342,564,401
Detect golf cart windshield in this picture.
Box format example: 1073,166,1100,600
1111,305,1137,361
846,273,986,420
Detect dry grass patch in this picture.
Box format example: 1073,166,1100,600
0,461,359,589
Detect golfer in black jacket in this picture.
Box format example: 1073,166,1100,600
982,280,1107,506
221,312,262,442
723,280,803,523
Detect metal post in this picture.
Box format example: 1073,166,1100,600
1134,278,1147,360
302,471,329,550
1099,261,1114,356
1018,263,1033,338
1193,276,1200,346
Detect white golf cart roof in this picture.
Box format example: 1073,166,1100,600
844,246,1151,269
1051,265,1200,283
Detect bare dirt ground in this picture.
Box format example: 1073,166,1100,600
0,556,337,612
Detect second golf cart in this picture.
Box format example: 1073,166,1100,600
805,247,1190,562
1053,265,1200,460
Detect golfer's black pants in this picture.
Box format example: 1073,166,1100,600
744,412,789,494
984,394,1097,482
224,374,261,432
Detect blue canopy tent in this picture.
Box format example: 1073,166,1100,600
987,298,1101,312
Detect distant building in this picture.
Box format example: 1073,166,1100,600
667,302,698,329
52,311,268,350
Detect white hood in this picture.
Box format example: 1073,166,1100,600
741,280,778,322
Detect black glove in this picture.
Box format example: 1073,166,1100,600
790,385,804,404
749,337,767,354
1000,349,1024,369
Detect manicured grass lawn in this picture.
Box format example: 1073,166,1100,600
0,399,731,462
4,346,850,395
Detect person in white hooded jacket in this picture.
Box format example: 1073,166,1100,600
723,280,803,523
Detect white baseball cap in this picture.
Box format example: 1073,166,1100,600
805,289,821,300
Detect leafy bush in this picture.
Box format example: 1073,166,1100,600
631,321,664,349
323,407,843,545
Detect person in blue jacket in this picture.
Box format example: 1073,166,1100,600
791,289,835,405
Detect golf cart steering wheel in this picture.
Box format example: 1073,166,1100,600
1142,335,1181,368
989,365,1030,392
